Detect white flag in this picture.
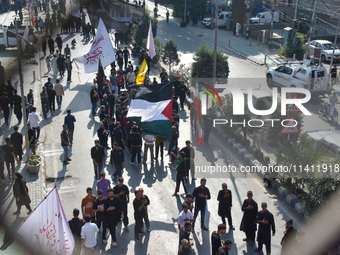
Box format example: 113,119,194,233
16,187,75,255
146,20,156,59
71,0,80,17
74,18,116,74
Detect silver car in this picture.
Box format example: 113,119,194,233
307,40,340,62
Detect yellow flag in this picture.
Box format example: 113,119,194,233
135,59,148,85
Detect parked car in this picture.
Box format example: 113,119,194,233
307,40,340,62
201,11,231,28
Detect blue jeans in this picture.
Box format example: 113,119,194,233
56,96,62,107
113,164,123,177
62,146,68,162
192,206,206,228
91,102,97,115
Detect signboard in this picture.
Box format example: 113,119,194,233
280,115,301,135
286,93,302,113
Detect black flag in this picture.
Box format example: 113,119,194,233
97,57,104,93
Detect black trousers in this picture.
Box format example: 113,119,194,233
3,107,9,124
155,142,163,159
204,127,212,142
258,240,271,254
175,174,188,194
16,203,31,213
245,227,256,242
122,204,128,227
131,146,141,164
96,216,107,240
0,161,4,179
49,100,55,112
134,217,143,239
67,69,72,81
180,95,185,109
5,160,15,177
221,209,233,227
15,109,22,122
32,126,40,140
107,220,119,242
124,57,128,69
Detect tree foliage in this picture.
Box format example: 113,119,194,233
132,10,158,46
191,44,229,80
162,38,180,73
278,32,306,60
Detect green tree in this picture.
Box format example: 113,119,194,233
132,11,158,46
191,44,229,80
261,101,303,149
162,38,180,73
278,32,306,60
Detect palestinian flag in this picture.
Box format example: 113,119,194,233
127,83,173,139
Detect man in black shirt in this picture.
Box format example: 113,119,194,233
178,239,190,255
217,239,233,255
160,68,168,83
112,122,125,149
90,140,106,179
13,89,22,123
331,65,337,86
92,189,107,243
183,193,193,213
113,177,130,230
179,140,196,180
123,47,130,69
27,123,36,155
133,189,146,242
104,188,123,248
2,137,19,179
44,77,53,89
90,85,97,116
179,222,193,247
173,77,181,96
10,126,23,161
211,224,226,255
47,85,56,114
139,188,151,232
111,142,125,179
129,125,142,165
178,81,187,111
170,151,188,196
240,191,258,245
68,209,84,255
217,183,234,230
108,91,116,118
144,53,152,75
192,178,211,231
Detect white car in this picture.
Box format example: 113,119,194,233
307,40,340,62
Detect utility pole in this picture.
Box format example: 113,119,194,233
328,8,340,86
270,0,275,47
305,0,318,59
292,0,300,31
15,20,30,162
247,0,253,39
213,0,218,87
184,0,187,26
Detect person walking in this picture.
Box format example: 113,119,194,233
1,91,10,126
48,36,54,55
40,86,49,118
61,124,72,165
178,239,190,255
138,188,151,232
27,123,36,155
112,122,125,149
13,89,22,123
80,214,98,255
211,224,227,255
240,191,258,245
217,183,235,230
218,239,233,255
331,65,337,86
47,84,56,114
90,85,98,116
192,178,211,231
81,187,97,222
97,122,109,149
111,142,125,179
45,56,51,72
179,222,193,247
57,55,65,77
104,188,124,248
10,126,23,161
91,140,106,179
66,55,73,82
42,38,47,56
92,189,107,244
126,68,136,86
0,145,4,182
179,140,196,180
178,202,194,231
166,10,170,23
280,219,297,255
68,209,84,255
254,202,276,255
96,171,111,198
142,134,155,164
29,107,40,141
64,109,76,144
51,54,58,77
123,47,130,70
55,34,63,52
203,109,213,143
129,126,142,165
64,44,71,57
155,136,165,161
113,177,130,230
235,21,241,37
54,80,64,110
3,137,19,179
133,189,146,242
178,81,187,111
170,151,188,196
12,173,32,215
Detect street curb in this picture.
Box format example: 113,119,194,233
225,46,264,66
213,125,309,220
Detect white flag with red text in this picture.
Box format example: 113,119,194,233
16,187,74,255
74,18,115,74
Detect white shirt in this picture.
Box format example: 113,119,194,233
81,222,99,248
126,72,136,83
144,135,154,145
28,112,40,128
178,210,193,228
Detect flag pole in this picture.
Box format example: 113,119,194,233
73,60,81,83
